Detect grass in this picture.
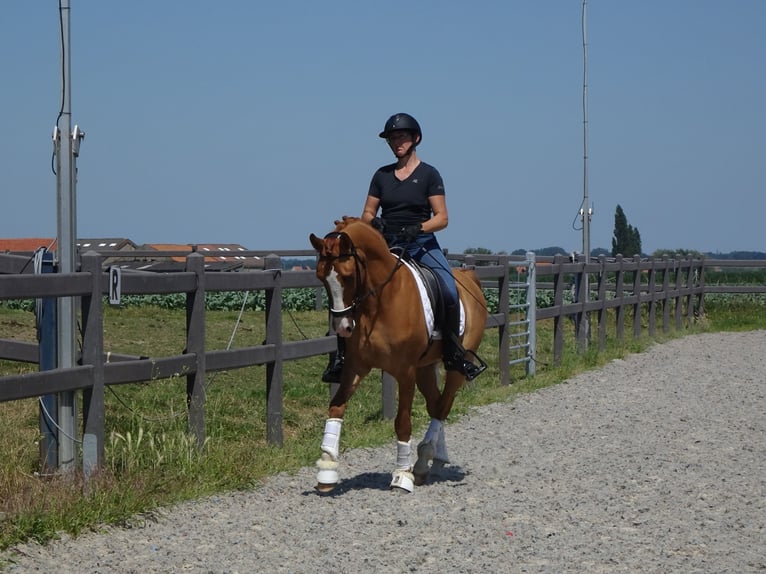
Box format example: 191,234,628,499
0,294,764,553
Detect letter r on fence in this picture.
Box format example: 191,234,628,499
109,266,121,306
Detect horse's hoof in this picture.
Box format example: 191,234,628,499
390,470,414,493
413,441,434,481
316,457,339,491
315,482,338,493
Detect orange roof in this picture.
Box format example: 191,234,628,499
0,238,56,252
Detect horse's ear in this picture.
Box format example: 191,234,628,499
309,233,324,252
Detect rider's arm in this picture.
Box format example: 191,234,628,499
361,195,380,224
423,195,448,233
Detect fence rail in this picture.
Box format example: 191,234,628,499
1,249,763,475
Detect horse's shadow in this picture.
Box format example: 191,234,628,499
304,464,467,497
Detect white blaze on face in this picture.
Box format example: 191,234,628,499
327,267,355,336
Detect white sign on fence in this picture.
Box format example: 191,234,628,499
109,266,121,306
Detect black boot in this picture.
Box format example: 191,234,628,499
442,304,486,381
321,335,345,383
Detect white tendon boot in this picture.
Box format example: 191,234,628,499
390,440,414,493
316,418,343,491
414,418,443,485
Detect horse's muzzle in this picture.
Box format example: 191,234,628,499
332,315,355,337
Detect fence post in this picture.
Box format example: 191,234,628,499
596,255,608,351
662,256,671,332
264,254,284,446
552,254,565,366
632,255,642,339
38,251,59,472
674,257,683,329
185,252,206,447
614,255,625,341
696,257,706,318
495,254,510,385
526,251,536,377
647,256,657,337
575,258,589,352
685,258,696,324
81,251,105,477
381,371,396,419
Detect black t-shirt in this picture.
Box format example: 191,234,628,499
368,162,445,230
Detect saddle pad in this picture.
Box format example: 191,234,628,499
400,258,465,339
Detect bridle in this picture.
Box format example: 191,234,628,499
320,231,405,320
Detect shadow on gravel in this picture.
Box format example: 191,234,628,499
304,465,467,497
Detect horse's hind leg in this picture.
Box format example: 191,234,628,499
413,364,443,485
414,368,462,485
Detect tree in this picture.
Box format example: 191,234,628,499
611,205,642,257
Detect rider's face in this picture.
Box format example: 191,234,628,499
387,131,416,156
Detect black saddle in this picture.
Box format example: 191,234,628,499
392,248,446,329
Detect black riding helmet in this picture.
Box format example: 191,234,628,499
379,113,422,144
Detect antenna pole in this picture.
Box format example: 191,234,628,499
582,0,591,264
54,0,83,473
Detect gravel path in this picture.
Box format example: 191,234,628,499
4,331,765,573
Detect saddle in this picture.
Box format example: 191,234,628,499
391,248,447,334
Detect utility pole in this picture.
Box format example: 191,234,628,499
53,0,85,473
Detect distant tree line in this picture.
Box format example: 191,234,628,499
467,204,765,260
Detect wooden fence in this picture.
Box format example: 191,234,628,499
1,249,762,474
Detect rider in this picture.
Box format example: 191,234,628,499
322,112,483,383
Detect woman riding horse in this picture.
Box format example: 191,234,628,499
310,216,488,492
322,113,483,383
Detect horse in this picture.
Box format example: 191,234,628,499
309,216,488,493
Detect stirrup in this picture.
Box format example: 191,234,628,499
445,349,487,382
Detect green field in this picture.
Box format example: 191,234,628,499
1,293,764,550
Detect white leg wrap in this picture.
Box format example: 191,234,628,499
396,440,412,470
320,418,343,461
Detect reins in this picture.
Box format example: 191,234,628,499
321,231,405,318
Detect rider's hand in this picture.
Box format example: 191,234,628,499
370,217,386,233
400,223,422,243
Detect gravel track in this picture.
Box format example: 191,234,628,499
4,331,765,573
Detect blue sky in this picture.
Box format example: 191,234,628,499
2,1,764,254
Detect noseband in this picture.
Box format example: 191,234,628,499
320,231,404,319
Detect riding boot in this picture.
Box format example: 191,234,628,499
321,335,345,383
442,304,485,381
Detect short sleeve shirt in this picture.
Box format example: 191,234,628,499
368,162,445,230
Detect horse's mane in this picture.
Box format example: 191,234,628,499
331,216,389,256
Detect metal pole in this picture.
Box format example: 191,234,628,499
580,0,591,348
55,0,79,473
582,0,591,265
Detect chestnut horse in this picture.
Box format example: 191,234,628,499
309,216,487,493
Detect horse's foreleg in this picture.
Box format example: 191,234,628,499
315,370,366,492
390,440,414,492
316,417,343,491
390,375,416,493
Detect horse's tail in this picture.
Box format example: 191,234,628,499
454,267,482,292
